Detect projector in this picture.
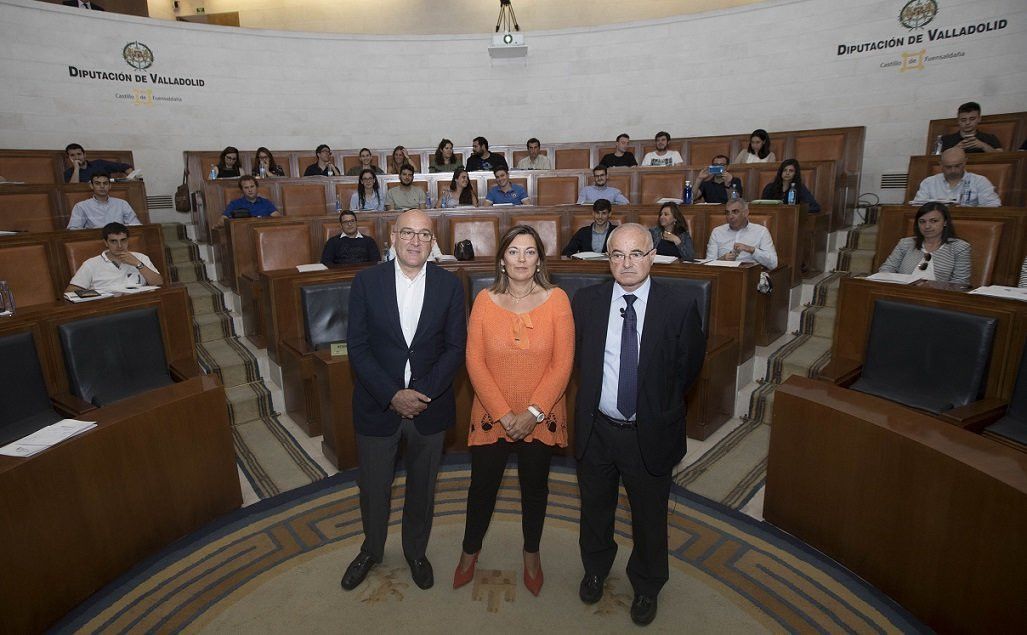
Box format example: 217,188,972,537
489,32,527,58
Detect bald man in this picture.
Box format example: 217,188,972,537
341,209,467,592
913,147,1001,207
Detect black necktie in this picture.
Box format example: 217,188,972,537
617,294,638,419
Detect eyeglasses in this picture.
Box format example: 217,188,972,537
397,228,434,242
609,248,655,263
918,253,932,271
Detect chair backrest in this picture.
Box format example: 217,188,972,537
852,299,997,414
555,148,590,170
652,276,712,334
0,190,59,232
467,272,496,302
536,176,579,206
450,217,500,257
515,215,562,257
639,173,683,204
280,182,327,217
253,224,312,272
550,272,610,302
1003,341,1027,424
59,307,173,406
301,281,352,350
0,331,59,445
0,243,61,307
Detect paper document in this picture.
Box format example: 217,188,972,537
434,255,458,262
118,285,160,294
0,419,97,458
570,252,608,261
969,286,1027,302
656,198,683,205
704,260,743,267
652,255,679,264
296,263,328,272
864,272,916,284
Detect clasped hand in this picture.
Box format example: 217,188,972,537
391,389,431,419
500,411,538,441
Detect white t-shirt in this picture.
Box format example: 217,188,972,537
639,150,683,167
69,251,159,293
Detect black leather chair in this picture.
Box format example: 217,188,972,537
653,276,712,334
301,281,351,351
851,299,997,414
0,331,61,446
550,272,609,302
59,307,174,407
282,280,353,436
983,342,1027,447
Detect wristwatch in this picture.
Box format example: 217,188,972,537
527,405,545,423
135,262,145,270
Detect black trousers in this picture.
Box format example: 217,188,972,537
462,440,554,554
577,416,672,597
355,419,446,562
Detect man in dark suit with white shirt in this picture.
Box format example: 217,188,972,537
340,209,467,592
571,223,706,626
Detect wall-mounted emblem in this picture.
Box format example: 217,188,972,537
123,42,154,70
899,0,938,30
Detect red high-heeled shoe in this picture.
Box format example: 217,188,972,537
453,552,478,589
523,554,544,596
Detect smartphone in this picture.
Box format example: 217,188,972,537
75,289,101,298
708,165,725,175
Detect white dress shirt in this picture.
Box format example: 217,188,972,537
912,172,1001,207
706,222,779,269
395,261,427,387
68,251,158,293
599,277,651,421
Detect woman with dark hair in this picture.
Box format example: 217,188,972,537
649,202,695,260
388,145,412,174
454,225,574,597
879,202,971,284
348,168,385,211
430,139,462,173
761,159,821,213
251,147,285,178
438,167,478,208
213,146,242,179
733,129,776,164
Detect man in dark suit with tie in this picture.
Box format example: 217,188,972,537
571,223,706,626
340,209,467,592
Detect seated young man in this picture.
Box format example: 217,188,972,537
66,222,163,294
66,173,142,229
321,210,380,266
221,175,280,224
483,167,529,205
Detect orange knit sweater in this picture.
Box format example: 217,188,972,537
466,287,575,447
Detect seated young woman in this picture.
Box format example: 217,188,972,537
761,159,821,213
648,202,695,260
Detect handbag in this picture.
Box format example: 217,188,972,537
454,240,475,261
174,169,191,212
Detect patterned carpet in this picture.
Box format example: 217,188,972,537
55,461,923,633
162,224,328,499
675,221,879,509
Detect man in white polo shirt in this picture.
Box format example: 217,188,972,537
66,223,163,294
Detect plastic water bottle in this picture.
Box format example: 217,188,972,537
933,134,944,155
259,164,267,179
209,165,218,180
730,182,740,200
425,188,433,209
336,199,342,214
683,180,693,205
0,281,15,316
326,165,334,176
961,180,973,206
786,183,797,205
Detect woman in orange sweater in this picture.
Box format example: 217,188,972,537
453,225,574,597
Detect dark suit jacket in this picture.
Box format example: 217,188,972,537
561,223,617,257
347,260,466,437
63,0,105,9
571,279,706,476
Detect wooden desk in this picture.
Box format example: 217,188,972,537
0,148,135,186
872,205,1027,287
0,287,236,633
766,376,1027,633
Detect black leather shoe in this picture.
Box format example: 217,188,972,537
408,557,435,590
579,574,605,604
630,594,658,626
340,552,377,591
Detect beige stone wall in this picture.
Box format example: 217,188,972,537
147,0,764,34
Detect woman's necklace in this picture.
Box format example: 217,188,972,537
508,281,535,302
